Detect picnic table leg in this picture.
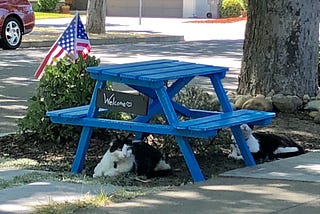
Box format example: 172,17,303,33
71,80,106,173
71,127,94,173
176,136,205,182
230,126,256,166
154,84,205,182
209,75,256,167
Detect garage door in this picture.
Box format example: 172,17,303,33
107,0,183,18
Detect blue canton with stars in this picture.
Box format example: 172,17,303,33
77,16,89,41
57,17,76,53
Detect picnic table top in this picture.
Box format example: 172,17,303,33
86,59,229,82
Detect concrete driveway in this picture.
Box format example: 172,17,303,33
34,16,246,41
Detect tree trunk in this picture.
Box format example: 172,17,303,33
237,0,319,97
86,0,106,34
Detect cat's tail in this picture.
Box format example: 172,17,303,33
148,159,172,178
154,159,171,171
273,144,305,159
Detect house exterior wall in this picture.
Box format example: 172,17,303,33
195,0,210,18
107,0,183,18
183,0,195,18
71,0,216,18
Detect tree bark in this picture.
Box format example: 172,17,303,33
86,0,106,34
237,0,319,97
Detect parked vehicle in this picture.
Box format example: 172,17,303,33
0,0,35,49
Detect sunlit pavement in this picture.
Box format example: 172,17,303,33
34,16,247,41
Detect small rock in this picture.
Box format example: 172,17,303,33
242,96,273,112
304,100,320,111
303,95,310,103
255,94,265,99
234,95,252,109
266,90,275,97
314,112,320,124
265,96,272,102
272,94,303,113
309,111,319,118
227,91,237,97
228,97,237,104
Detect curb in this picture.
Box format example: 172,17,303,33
21,35,185,48
0,132,15,137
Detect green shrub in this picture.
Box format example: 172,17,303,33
18,55,103,143
151,86,231,157
219,0,247,18
36,0,59,12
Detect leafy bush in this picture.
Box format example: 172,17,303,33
35,0,59,12
151,86,230,157
18,55,103,143
219,0,247,18
175,86,218,111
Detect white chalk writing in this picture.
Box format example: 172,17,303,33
103,93,133,108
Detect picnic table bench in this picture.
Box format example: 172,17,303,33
46,59,276,182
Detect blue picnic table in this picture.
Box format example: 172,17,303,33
47,59,276,182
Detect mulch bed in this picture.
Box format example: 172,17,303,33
186,17,247,24
0,112,319,187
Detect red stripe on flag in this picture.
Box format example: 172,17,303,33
34,44,59,79
53,48,67,61
34,45,67,79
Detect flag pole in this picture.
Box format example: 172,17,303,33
74,11,79,59
34,14,78,79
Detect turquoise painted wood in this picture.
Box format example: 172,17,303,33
46,59,276,182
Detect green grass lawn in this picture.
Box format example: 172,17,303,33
35,12,75,20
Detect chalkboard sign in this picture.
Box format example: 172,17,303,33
96,90,149,115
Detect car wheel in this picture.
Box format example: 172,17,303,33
206,12,213,19
0,17,22,50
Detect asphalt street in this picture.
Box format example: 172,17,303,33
0,42,243,134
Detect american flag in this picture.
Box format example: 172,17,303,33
34,13,91,79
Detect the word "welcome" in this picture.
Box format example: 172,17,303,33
103,93,133,108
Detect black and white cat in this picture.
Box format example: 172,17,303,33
93,137,171,178
229,124,304,162
93,140,135,178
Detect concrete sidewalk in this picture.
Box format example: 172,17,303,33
22,16,247,47
30,16,246,42
0,152,319,213
77,152,320,214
